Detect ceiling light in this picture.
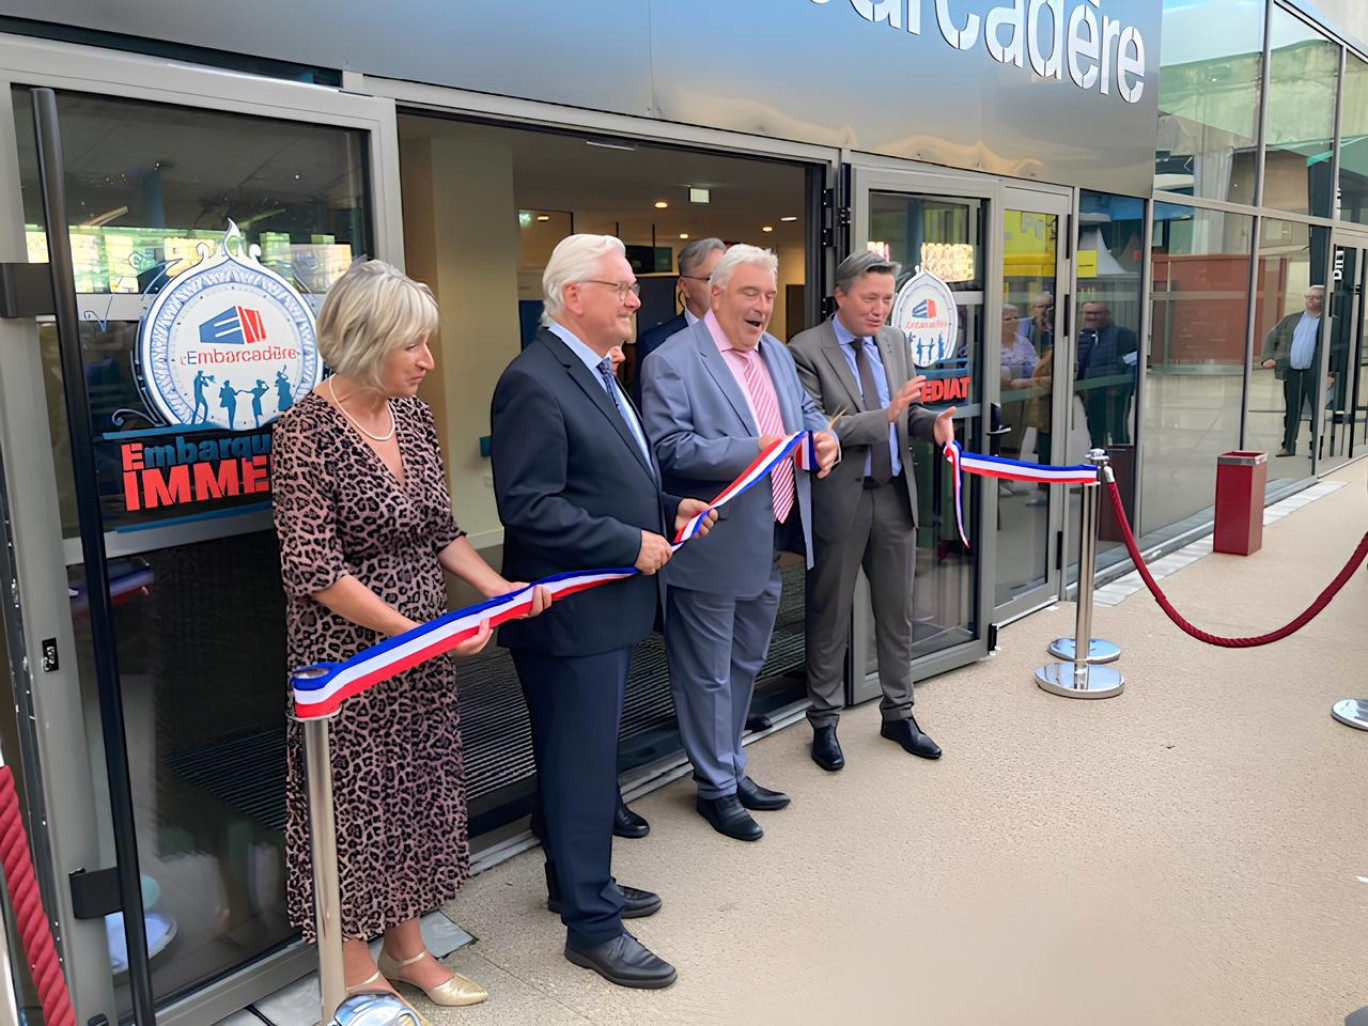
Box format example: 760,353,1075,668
585,139,638,151
780,216,798,222
535,214,551,222
679,233,690,239
761,225,774,233
654,200,669,209
689,187,710,204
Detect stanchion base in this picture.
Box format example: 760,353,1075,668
1047,637,1122,664
1035,662,1124,699
1331,699,1368,731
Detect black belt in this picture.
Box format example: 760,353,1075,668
864,471,904,490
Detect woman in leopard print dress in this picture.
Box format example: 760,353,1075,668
273,261,548,1007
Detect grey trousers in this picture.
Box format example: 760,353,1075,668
665,564,783,799
805,479,916,728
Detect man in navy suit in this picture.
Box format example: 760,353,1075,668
641,245,838,842
491,235,715,988
630,237,725,407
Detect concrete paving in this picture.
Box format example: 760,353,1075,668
401,460,1368,1026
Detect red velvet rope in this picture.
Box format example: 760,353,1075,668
0,766,75,1026
1104,478,1368,648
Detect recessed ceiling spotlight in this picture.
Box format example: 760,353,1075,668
761,225,774,233
654,200,669,209
535,214,551,222
679,233,690,239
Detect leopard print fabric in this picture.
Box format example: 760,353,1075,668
273,391,469,941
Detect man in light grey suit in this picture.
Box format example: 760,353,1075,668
641,245,838,842
789,252,956,772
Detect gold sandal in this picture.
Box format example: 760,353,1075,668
378,948,489,1007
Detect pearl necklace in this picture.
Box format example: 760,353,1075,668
327,377,396,442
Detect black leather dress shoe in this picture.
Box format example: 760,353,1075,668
811,725,845,771
880,716,942,760
548,883,661,919
737,776,791,811
565,932,677,989
696,794,763,841
613,800,650,839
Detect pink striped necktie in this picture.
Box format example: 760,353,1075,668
739,349,795,523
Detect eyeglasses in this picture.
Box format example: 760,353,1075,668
579,279,641,300
679,274,711,283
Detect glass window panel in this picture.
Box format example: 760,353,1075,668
1069,191,1145,578
1141,203,1252,537
1155,0,1264,203
867,191,984,656
11,86,373,1011
1264,8,1341,218
1337,56,1368,223
1249,218,1330,485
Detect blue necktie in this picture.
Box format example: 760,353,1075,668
598,357,647,459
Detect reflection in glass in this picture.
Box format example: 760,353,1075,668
1249,218,1329,486
1069,192,1145,575
1154,0,1264,203
996,210,1057,607
1264,8,1340,218
868,192,983,655
1142,204,1252,537
1338,57,1368,223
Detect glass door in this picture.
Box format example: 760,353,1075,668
0,40,398,1026
847,167,997,697
1321,238,1367,470
993,189,1070,623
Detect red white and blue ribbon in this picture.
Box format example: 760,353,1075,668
942,441,1099,548
293,430,817,719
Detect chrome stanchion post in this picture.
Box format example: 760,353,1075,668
1331,699,1368,730
1036,451,1124,698
292,668,347,1024
1047,448,1122,665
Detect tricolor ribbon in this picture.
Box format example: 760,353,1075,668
293,430,817,719
941,441,1100,548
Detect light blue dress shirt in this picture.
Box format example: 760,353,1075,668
1288,312,1319,371
548,322,652,463
831,316,902,478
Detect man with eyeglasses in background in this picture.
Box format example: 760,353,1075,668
631,237,726,407
492,234,717,989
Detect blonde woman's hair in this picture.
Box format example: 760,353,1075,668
315,260,439,388
541,234,627,326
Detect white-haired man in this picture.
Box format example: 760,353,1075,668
491,234,715,988
640,245,838,843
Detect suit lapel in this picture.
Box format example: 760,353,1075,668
693,324,759,434
819,320,866,413
537,330,654,479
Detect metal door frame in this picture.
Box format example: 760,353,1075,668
994,185,1073,625
0,30,401,1026
845,163,1002,694
1326,230,1368,466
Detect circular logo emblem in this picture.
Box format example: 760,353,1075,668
137,222,321,432
890,270,959,368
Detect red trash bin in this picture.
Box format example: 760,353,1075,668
1214,451,1268,556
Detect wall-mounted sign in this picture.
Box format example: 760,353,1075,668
136,221,321,433
808,0,1148,104
892,270,959,368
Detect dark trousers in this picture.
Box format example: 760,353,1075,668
512,646,630,948
1082,385,1133,448
1282,367,1317,454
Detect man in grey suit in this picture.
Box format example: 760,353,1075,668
641,244,838,841
789,252,956,772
